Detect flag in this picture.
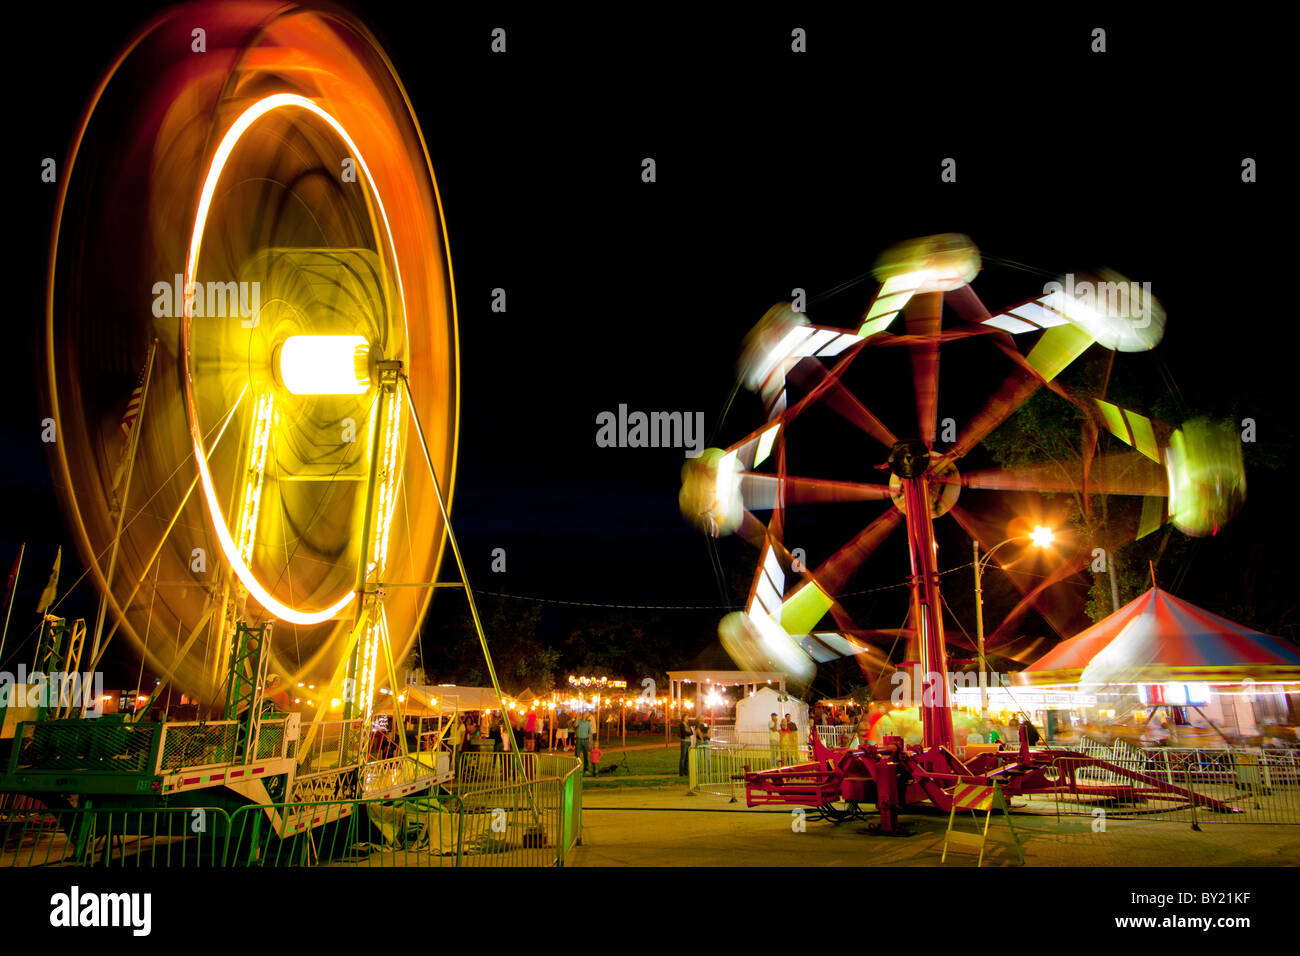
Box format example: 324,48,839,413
111,351,153,498
36,546,60,614
119,358,149,440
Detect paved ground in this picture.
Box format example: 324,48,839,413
567,785,1300,867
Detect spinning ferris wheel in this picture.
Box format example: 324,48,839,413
44,1,460,729
681,233,1245,747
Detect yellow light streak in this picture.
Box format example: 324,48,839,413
235,392,275,564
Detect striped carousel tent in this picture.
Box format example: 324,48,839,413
1017,586,1300,687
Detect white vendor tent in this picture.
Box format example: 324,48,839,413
733,686,808,747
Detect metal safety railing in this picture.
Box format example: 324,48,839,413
682,737,1300,827
456,751,574,793
706,725,854,749
361,754,430,795
9,720,159,774
156,718,296,772
815,725,857,748
227,795,464,867
689,743,812,798
255,720,295,761
1,804,229,867
2,772,584,868
454,750,584,862
1054,739,1300,825
455,780,566,867
157,720,239,771
296,719,364,775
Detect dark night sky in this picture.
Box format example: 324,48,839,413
3,6,1289,686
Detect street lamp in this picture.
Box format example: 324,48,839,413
973,527,1054,715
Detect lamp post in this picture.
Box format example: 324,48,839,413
973,527,1054,715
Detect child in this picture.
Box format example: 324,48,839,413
591,747,603,774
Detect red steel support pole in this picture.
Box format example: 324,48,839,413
899,473,954,751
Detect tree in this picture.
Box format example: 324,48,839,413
419,594,557,694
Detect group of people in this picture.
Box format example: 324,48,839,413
947,714,1042,751
394,703,619,780
432,708,544,759
767,713,801,767
552,709,601,775
431,707,607,774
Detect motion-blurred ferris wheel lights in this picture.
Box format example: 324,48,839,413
1164,419,1246,537
738,303,811,391
678,447,743,536
872,233,981,294
276,335,372,395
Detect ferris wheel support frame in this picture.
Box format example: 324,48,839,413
81,342,156,707
898,467,955,751
401,373,537,794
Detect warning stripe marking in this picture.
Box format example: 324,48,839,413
950,783,995,811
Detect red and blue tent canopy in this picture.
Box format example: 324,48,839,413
1018,587,1300,687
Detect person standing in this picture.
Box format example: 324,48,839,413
856,710,872,748
678,714,693,776
524,707,538,753
865,703,897,746
768,712,781,768
695,718,711,777
556,709,570,751
447,711,464,771
1022,716,1041,747
780,715,797,765
574,711,593,775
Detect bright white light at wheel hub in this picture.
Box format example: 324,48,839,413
278,335,371,394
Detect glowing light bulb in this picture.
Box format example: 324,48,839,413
277,335,371,395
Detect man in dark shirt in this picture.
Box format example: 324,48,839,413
574,713,593,774
556,709,571,751
678,715,693,776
